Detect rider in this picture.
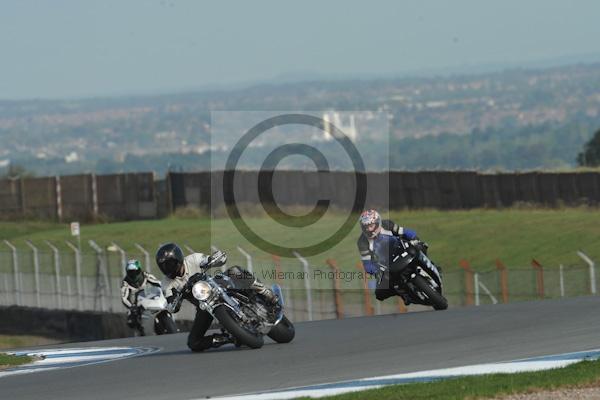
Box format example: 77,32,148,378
120,259,162,330
357,209,441,303
156,243,278,352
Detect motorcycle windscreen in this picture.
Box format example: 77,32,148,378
372,234,400,268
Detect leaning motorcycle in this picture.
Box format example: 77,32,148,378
374,234,448,310
171,258,295,349
134,285,179,336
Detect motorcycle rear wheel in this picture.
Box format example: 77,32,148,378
214,305,264,349
267,315,295,343
412,275,448,310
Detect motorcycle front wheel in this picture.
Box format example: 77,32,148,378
154,311,178,335
412,275,448,310
214,305,264,349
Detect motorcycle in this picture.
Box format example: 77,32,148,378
133,285,179,336
171,257,295,349
374,234,448,310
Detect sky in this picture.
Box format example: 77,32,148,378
1,0,600,99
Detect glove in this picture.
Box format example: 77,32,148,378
208,250,227,268
166,291,182,313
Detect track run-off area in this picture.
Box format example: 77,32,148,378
2,297,600,400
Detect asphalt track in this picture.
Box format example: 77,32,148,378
2,296,600,400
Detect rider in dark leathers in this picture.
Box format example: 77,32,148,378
357,209,441,303
156,243,278,351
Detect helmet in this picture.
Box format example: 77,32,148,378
125,259,145,287
156,243,185,279
359,209,382,239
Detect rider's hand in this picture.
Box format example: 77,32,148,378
208,250,227,267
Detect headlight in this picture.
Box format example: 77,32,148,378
191,281,212,301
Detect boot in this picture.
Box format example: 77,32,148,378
211,333,233,348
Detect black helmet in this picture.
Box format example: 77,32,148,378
125,259,144,287
156,243,184,279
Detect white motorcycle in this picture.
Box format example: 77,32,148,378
134,285,178,336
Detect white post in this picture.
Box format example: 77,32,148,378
477,279,498,305
45,241,62,309
577,250,596,295
474,273,480,306
89,240,109,312
293,251,313,321
91,173,99,218
237,246,253,274
135,243,152,275
25,241,41,308
55,176,63,223
4,240,21,306
66,275,73,309
66,241,83,310
111,242,127,272
559,264,565,298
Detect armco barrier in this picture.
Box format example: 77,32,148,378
0,305,194,341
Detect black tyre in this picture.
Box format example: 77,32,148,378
412,275,448,310
214,305,264,349
267,315,295,343
155,311,178,335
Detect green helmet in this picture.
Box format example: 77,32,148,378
125,259,144,287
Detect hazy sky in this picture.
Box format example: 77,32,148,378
1,0,600,99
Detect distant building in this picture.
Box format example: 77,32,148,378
322,112,358,142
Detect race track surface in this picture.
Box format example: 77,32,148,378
2,296,600,400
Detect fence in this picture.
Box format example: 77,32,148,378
0,240,597,322
3,170,600,221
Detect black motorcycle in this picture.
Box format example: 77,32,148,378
171,257,295,349
374,235,448,310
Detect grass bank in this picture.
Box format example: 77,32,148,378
307,359,600,400
1,209,598,272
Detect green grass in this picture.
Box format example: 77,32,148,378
1,208,599,272
306,359,600,400
0,353,33,368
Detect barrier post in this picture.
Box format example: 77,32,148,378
355,262,374,316
495,259,509,303
459,259,474,306
89,240,110,312
531,259,545,299
66,241,83,310
559,264,565,297
45,241,62,309
25,241,41,308
237,246,254,274
293,251,313,321
135,243,152,275
325,259,344,319
4,240,21,306
577,251,596,295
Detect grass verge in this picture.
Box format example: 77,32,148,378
0,353,33,369
305,359,600,400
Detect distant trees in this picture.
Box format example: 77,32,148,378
577,128,600,167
